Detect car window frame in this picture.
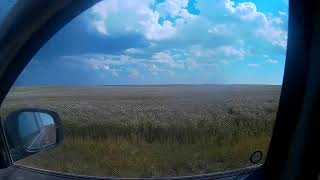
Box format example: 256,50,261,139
0,0,318,179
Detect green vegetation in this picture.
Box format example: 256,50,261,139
0,85,280,178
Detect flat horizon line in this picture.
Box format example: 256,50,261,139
13,83,282,87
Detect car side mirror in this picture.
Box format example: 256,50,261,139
3,108,64,161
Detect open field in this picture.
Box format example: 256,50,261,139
0,85,281,177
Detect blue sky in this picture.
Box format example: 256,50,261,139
1,0,288,85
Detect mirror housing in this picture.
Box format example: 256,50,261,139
3,108,64,161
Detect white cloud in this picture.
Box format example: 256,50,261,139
156,0,195,20
151,52,184,68
62,54,131,78
146,64,173,76
152,52,173,64
270,17,283,25
82,54,129,68
189,45,245,60
278,11,287,16
91,20,108,35
140,12,177,40
124,48,143,54
225,1,262,21
265,58,279,64
248,63,259,67
103,65,110,70
72,0,288,79
222,0,287,48
128,68,141,79
62,52,183,77
89,0,287,51
208,24,230,35
216,46,245,58
68,53,145,78
89,0,196,40
256,27,287,48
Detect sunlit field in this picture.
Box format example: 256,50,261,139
0,85,280,177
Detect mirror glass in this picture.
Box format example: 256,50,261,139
18,112,56,150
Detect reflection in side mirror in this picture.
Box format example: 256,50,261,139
4,109,64,161
18,112,56,150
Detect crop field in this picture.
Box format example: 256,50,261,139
0,85,281,177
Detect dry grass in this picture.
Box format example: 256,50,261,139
0,85,280,177
18,135,270,177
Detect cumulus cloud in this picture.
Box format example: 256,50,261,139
229,0,287,48
17,0,287,85
194,0,287,49
89,0,287,51
90,0,196,40
256,27,287,48
81,0,287,79
156,0,196,20
140,12,177,40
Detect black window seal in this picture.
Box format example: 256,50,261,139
10,163,262,180
0,0,318,179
